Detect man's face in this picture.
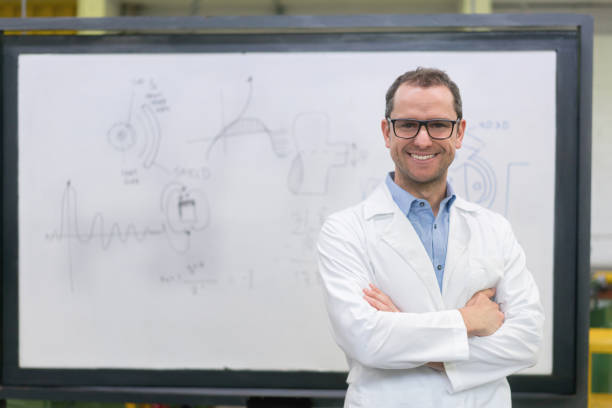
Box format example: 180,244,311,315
381,83,465,192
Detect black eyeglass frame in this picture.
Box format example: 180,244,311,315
386,117,462,140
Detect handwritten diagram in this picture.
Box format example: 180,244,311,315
287,112,350,195
160,182,210,252
107,78,167,170
450,133,531,215
45,181,166,291
201,77,291,160
450,136,498,208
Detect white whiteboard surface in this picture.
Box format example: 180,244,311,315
18,51,555,374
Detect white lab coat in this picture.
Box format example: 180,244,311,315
317,182,544,408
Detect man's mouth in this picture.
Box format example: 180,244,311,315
409,153,436,161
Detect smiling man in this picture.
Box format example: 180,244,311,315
317,68,544,408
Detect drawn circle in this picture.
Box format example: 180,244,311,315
107,122,137,152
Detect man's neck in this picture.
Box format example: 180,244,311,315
393,173,448,217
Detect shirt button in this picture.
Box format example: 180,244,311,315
437,265,442,270
419,202,425,207
434,224,437,229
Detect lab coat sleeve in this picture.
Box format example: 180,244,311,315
444,216,544,393
317,212,470,370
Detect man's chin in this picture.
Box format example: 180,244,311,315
397,170,446,188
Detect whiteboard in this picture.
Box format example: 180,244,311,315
18,51,555,374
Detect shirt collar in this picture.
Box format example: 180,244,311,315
385,172,456,216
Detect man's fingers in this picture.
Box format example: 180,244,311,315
363,289,390,308
369,283,386,296
425,362,445,372
364,284,400,312
467,288,496,303
363,287,390,303
364,294,390,311
482,287,496,298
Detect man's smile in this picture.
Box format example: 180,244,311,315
408,152,438,161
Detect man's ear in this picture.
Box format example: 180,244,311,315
382,118,391,148
455,119,466,149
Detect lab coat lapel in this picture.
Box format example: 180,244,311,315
442,197,478,305
365,184,444,309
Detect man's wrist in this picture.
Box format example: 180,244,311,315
458,307,473,336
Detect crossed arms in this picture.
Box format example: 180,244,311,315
363,284,504,372
317,213,544,392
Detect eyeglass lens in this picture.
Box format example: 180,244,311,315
393,119,454,139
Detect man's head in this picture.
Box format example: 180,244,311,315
384,67,463,119
381,67,466,195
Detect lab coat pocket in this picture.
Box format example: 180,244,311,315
468,256,504,293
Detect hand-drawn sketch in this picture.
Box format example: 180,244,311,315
450,135,497,208
196,77,292,160
45,181,166,291
107,122,137,152
287,112,350,195
289,206,329,250
160,182,210,252
107,79,166,170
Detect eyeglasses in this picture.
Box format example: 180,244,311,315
387,118,461,140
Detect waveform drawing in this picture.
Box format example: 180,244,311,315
287,112,349,195
450,136,497,208
45,181,166,291
205,77,291,160
161,183,210,252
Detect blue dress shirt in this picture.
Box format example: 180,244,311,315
385,172,456,292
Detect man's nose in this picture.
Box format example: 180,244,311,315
413,124,433,147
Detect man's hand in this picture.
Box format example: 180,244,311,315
425,362,445,372
363,283,400,313
459,288,504,337
364,284,447,372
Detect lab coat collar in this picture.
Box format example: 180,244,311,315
453,196,481,213
363,181,479,306
363,181,480,220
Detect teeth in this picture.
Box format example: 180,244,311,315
410,153,435,160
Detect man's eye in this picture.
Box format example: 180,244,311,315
429,121,451,129
398,121,418,129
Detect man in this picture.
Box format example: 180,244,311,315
317,67,544,407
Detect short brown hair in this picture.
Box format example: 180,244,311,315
385,67,463,119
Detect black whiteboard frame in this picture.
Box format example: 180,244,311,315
0,14,592,408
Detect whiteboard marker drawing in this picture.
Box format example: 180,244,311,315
287,112,349,195
45,181,166,291
204,77,290,159
107,79,166,170
449,135,497,208
160,182,210,253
